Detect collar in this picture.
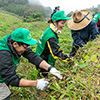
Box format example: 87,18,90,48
7,36,21,59
50,23,61,34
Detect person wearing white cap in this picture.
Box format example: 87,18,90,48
68,10,100,57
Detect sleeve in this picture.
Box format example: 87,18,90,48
47,38,70,62
22,47,43,66
71,30,85,47
88,21,100,41
0,51,21,87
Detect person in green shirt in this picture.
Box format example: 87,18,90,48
92,11,100,33
0,28,62,100
36,11,72,77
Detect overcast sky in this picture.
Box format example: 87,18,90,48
39,0,100,14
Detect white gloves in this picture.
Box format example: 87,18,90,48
49,67,62,79
36,68,62,90
36,78,49,90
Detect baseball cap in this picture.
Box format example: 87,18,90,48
52,11,71,22
11,28,37,45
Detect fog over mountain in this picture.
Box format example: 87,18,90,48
28,0,41,5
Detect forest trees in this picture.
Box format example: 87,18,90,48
0,0,52,22
0,0,28,7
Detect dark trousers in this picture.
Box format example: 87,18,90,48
70,44,79,57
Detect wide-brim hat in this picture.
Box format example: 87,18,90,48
11,28,37,45
68,10,92,30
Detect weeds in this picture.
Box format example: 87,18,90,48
1,9,100,100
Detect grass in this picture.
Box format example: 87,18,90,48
1,9,100,100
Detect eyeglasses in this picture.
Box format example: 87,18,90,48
22,45,30,50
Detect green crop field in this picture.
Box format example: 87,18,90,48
1,9,100,100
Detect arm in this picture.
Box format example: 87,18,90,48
71,30,85,47
19,78,49,91
0,51,49,90
88,21,100,41
19,79,37,87
22,48,43,66
39,59,63,79
23,47,62,79
22,48,50,70
47,38,70,62
39,60,50,70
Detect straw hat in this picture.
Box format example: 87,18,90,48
68,10,92,30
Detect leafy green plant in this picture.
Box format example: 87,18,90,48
1,9,100,100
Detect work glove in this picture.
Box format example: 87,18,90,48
49,67,63,79
36,78,49,91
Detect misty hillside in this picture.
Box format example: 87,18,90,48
28,0,41,5
0,0,52,20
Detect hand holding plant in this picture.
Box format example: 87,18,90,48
36,78,49,90
49,67,63,79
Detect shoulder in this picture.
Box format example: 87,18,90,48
0,50,12,64
88,21,96,26
0,50,11,56
0,50,11,58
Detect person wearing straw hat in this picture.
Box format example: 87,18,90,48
92,11,100,33
0,28,62,100
68,10,100,57
36,11,72,77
